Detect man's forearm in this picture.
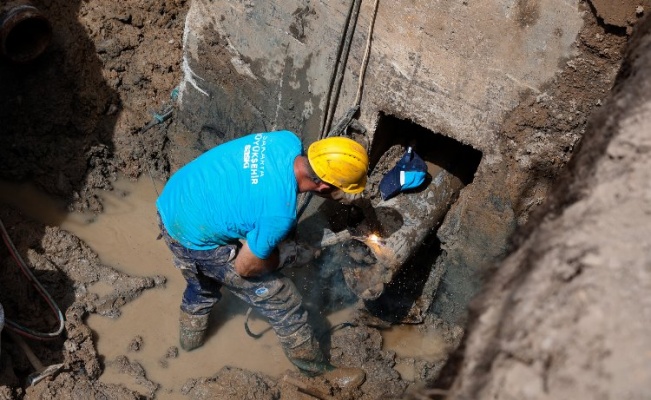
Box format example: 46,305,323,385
235,263,275,277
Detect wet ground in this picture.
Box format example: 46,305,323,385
0,177,458,399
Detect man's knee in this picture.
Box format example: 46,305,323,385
250,276,302,311
246,276,307,334
181,270,221,315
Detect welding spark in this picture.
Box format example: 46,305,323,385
368,233,380,244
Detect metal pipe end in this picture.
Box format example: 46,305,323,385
1,3,52,63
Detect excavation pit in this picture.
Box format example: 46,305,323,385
0,0,638,398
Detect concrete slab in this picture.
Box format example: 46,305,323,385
177,0,583,156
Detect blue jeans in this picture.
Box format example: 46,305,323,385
158,215,313,349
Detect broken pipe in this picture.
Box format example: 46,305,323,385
1,1,52,63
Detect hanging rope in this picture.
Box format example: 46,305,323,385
0,217,65,340
354,0,379,107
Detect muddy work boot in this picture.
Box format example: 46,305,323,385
179,310,209,351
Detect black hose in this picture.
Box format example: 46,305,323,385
243,307,272,339
320,0,363,139
0,217,65,340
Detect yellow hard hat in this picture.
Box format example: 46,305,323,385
307,136,369,194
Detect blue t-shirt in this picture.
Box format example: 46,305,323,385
156,130,302,259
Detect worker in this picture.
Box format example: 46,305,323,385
156,130,368,389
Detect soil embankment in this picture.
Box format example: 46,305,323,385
444,13,651,400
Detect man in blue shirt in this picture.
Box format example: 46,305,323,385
157,130,368,388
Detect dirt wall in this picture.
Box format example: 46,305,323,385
0,0,185,397
0,0,185,212
445,13,651,399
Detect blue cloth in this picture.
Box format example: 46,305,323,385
156,130,302,259
379,147,428,201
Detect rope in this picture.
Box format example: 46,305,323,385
0,217,65,340
354,0,379,107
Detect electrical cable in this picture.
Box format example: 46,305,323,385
320,0,363,139
297,0,380,221
243,307,272,339
318,321,358,342
319,0,360,141
296,0,364,222
0,217,65,340
140,87,179,198
244,308,358,340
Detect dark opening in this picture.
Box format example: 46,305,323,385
3,16,52,63
307,112,483,323
370,113,482,185
362,113,483,322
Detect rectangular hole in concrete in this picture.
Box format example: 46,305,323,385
369,113,482,185
361,113,483,323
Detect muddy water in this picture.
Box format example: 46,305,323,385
382,324,448,381
68,179,302,397
0,179,348,397
0,178,443,396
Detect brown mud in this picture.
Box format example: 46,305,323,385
0,0,644,399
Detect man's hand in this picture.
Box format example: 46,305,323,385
278,240,320,269
233,242,280,277
326,189,366,206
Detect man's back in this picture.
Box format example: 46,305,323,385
156,130,302,258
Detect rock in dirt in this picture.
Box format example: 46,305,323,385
589,0,646,29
